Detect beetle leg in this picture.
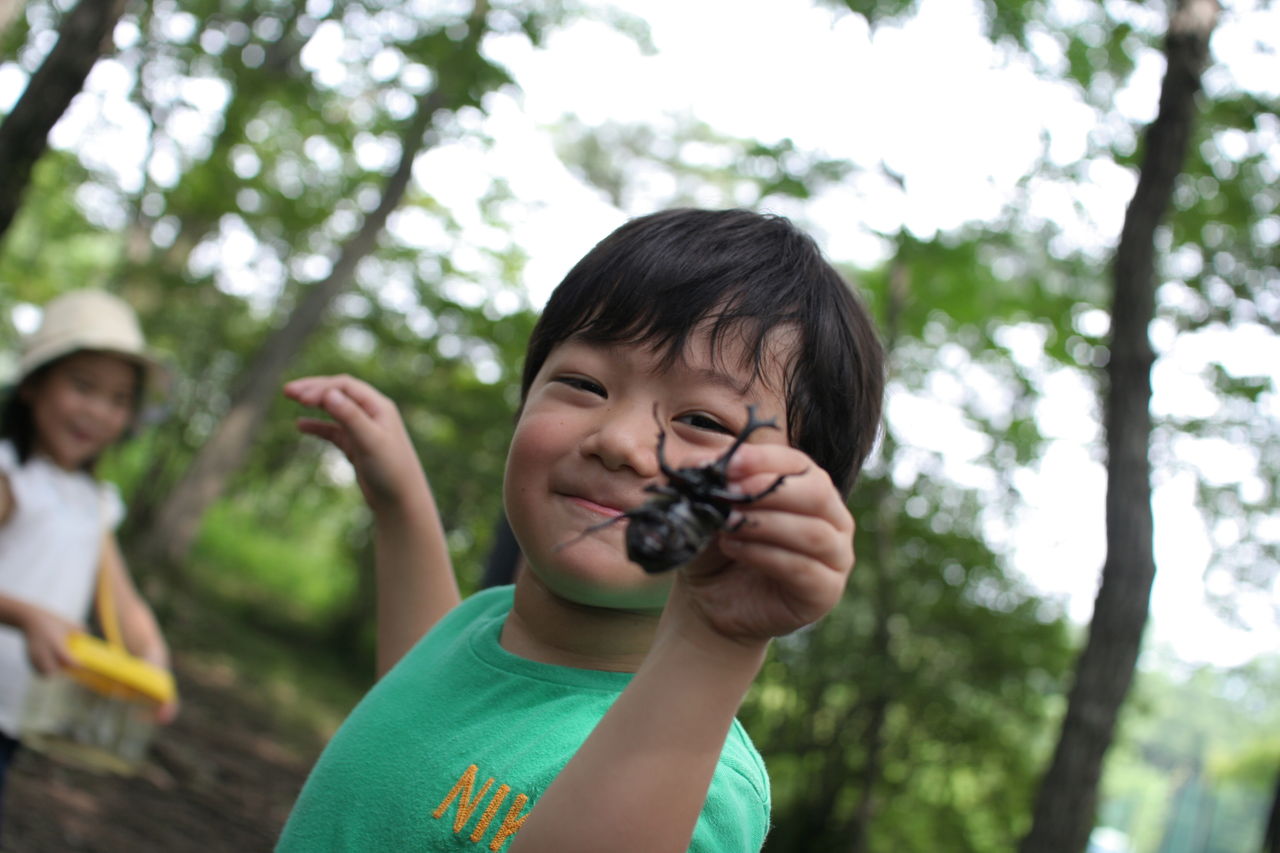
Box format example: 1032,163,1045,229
712,404,781,474
553,513,627,553
736,472,792,502
706,470,797,505
643,482,684,499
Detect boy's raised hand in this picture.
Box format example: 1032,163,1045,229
286,375,460,674
678,442,856,645
283,375,425,511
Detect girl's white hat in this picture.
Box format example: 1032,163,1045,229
16,289,168,391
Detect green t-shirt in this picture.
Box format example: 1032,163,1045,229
276,585,771,852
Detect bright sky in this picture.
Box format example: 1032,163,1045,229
452,0,1115,302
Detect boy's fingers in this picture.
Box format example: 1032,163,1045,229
730,467,852,537
720,524,853,596
285,375,389,420
726,448,811,501
296,418,347,448
737,545,850,622
724,510,854,575
283,376,331,404
725,442,819,480
293,382,367,451
331,375,390,413
318,388,378,439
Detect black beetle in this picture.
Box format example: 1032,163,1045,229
560,404,792,573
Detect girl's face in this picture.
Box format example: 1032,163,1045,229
503,329,791,612
22,351,139,470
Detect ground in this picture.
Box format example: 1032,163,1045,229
4,652,337,853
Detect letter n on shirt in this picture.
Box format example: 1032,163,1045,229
434,764,532,851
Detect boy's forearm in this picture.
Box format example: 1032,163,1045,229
372,484,461,677
510,588,769,853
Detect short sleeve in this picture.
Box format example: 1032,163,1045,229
690,721,772,852
98,481,126,530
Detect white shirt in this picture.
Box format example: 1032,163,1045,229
0,439,123,737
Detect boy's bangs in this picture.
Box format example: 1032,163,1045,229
566,275,796,393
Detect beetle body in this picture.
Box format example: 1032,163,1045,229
621,487,733,573
562,405,791,573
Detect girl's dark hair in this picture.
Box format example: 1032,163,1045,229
0,379,38,464
520,208,885,496
1,353,145,471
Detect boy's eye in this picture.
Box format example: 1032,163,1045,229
676,412,735,435
554,376,607,397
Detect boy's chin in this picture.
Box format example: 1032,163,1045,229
528,561,673,613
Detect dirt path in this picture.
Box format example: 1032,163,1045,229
4,654,330,852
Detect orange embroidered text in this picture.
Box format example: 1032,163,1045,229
433,764,532,851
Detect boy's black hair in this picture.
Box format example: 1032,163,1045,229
520,208,885,496
0,354,145,471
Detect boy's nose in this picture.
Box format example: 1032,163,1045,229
582,404,661,477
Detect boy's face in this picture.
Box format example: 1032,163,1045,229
504,327,792,611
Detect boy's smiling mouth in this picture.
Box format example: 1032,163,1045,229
566,494,626,519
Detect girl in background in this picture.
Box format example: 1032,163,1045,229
0,289,176,833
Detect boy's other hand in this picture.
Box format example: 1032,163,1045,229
283,375,427,511
678,442,855,644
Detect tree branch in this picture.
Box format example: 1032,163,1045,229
0,0,127,241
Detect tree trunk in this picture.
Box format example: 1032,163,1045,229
1017,4,1219,852
0,0,127,241
1264,763,1280,853
131,85,445,570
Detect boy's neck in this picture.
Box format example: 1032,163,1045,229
501,574,661,672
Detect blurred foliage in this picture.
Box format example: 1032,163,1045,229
743,480,1075,850
552,115,858,211
1,0,1277,850
1097,652,1280,851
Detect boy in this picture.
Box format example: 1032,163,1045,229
277,208,884,852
